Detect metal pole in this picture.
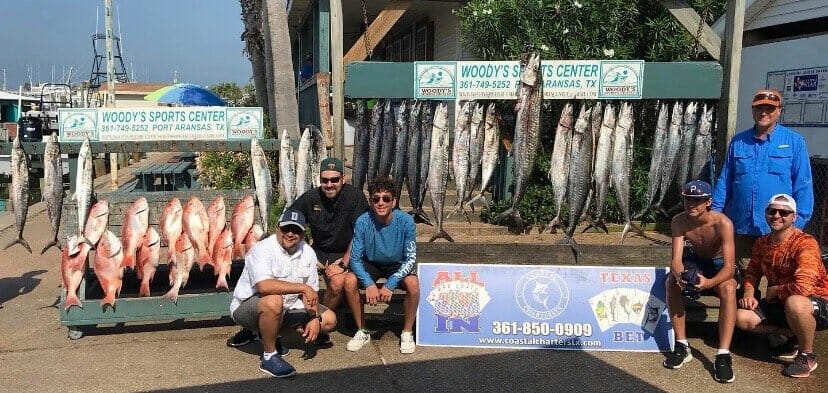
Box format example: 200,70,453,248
714,0,745,177
105,0,118,190
330,0,344,159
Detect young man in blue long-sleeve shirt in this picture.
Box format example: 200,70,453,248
712,88,814,275
343,176,420,354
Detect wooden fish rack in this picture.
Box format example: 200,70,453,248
46,140,280,339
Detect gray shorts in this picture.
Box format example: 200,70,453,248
232,293,328,332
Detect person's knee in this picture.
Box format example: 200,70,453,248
403,276,420,297
716,278,737,298
735,309,762,330
321,309,337,332
343,273,359,292
258,294,285,315
327,274,346,293
784,295,812,317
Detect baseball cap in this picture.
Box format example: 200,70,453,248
752,88,782,107
278,209,306,230
766,193,797,213
320,157,343,174
681,180,712,198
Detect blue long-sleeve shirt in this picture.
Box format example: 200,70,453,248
349,209,417,290
712,124,813,236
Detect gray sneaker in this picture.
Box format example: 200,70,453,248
346,329,371,352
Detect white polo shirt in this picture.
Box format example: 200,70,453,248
230,235,319,314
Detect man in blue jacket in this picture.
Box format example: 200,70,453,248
712,88,814,276
343,176,420,354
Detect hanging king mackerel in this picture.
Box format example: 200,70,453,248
653,101,685,213
642,103,669,213
465,103,486,206
406,101,431,225
427,103,453,242
448,101,472,223
673,101,698,191
467,103,500,208
309,125,328,188
41,133,63,254
75,137,94,246
392,100,409,203
580,100,604,224
612,103,645,243
279,130,296,208
545,103,574,233
418,101,434,206
587,103,617,233
367,99,384,182
689,103,714,182
351,100,370,191
378,100,395,178
251,136,273,234
3,135,31,253
294,127,313,197
493,52,542,231
557,104,593,260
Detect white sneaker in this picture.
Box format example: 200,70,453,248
346,329,371,352
400,331,415,354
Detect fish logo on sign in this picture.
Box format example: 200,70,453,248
599,61,643,99
415,62,456,100
515,270,569,320
59,110,97,140
227,108,262,139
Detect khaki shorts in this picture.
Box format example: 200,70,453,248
232,294,328,332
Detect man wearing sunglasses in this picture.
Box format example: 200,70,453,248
735,194,828,378
229,209,338,378
712,88,814,280
343,176,419,354
663,180,738,383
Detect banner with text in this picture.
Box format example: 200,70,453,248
415,60,644,100
416,264,672,352
58,107,263,142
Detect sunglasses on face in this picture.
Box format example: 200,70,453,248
753,92,781,103
280,225,304,235
320,176,341,184
765,208,794,217
683,196,710,203
371,195,393,204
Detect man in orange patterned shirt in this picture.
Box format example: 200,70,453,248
736,194,828,378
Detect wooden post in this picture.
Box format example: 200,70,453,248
715,0,745,176
659,0,721,60
316,72,334,149
343,0,413,63
330,0,344,159
105,0,118,190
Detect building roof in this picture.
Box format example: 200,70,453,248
712,0,828,35
0,91,39,101
95,82,170,95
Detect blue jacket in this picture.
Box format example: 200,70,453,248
712,123,813,236
349,209,417,290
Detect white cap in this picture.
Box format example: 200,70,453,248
766,193,797,213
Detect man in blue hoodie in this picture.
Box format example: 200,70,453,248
712,88,814,276
343,176,419,354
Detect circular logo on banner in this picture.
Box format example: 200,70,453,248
515,270,570,320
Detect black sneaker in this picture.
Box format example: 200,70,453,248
783,352,818,378
227,328,259,347
771,337,799,362
713,353,735,383
259,354,296,378
663,342,693,369
315,332,333,348
276,335,290,356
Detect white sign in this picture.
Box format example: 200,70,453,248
767,66,828,127
58,107,264,142
418,60,644,100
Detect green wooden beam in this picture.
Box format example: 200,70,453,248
0,139,280,155
60,292,232,326
317,0,331,74
345,61,723,99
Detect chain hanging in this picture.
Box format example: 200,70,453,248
361,0,373,60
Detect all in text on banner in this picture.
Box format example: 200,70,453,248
57,107,264,142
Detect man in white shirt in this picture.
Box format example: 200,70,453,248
229,209,337,378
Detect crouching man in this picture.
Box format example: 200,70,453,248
736,194,828,378
229,209,337,378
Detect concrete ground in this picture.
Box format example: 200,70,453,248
1,164,826,392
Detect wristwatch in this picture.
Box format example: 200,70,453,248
316,314,323,323
337,260,348,270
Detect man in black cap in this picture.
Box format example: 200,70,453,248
663,180,739,384
228,209,337,378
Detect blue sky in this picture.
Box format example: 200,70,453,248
1,0,251,90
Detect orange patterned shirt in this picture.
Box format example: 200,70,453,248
746,229,828,300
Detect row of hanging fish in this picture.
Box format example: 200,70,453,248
61,195,266,310
278,126,327,209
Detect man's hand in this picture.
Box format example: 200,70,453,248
694,274,710,291
302,286,318,309
738,296,758,310
378,286,393,303
766,285,780,302
324,263,346,279
365,285,379,305
303,316,321,343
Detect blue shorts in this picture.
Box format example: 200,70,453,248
682,250,724,279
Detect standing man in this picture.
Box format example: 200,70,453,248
712,88,814,276
229,209,337,378
343,176,420,354
736,194,828,378
663,180,738,383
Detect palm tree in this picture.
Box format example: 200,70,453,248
263,0,300,140
239,0,268,113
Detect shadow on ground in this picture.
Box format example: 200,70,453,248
0,269,46,306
